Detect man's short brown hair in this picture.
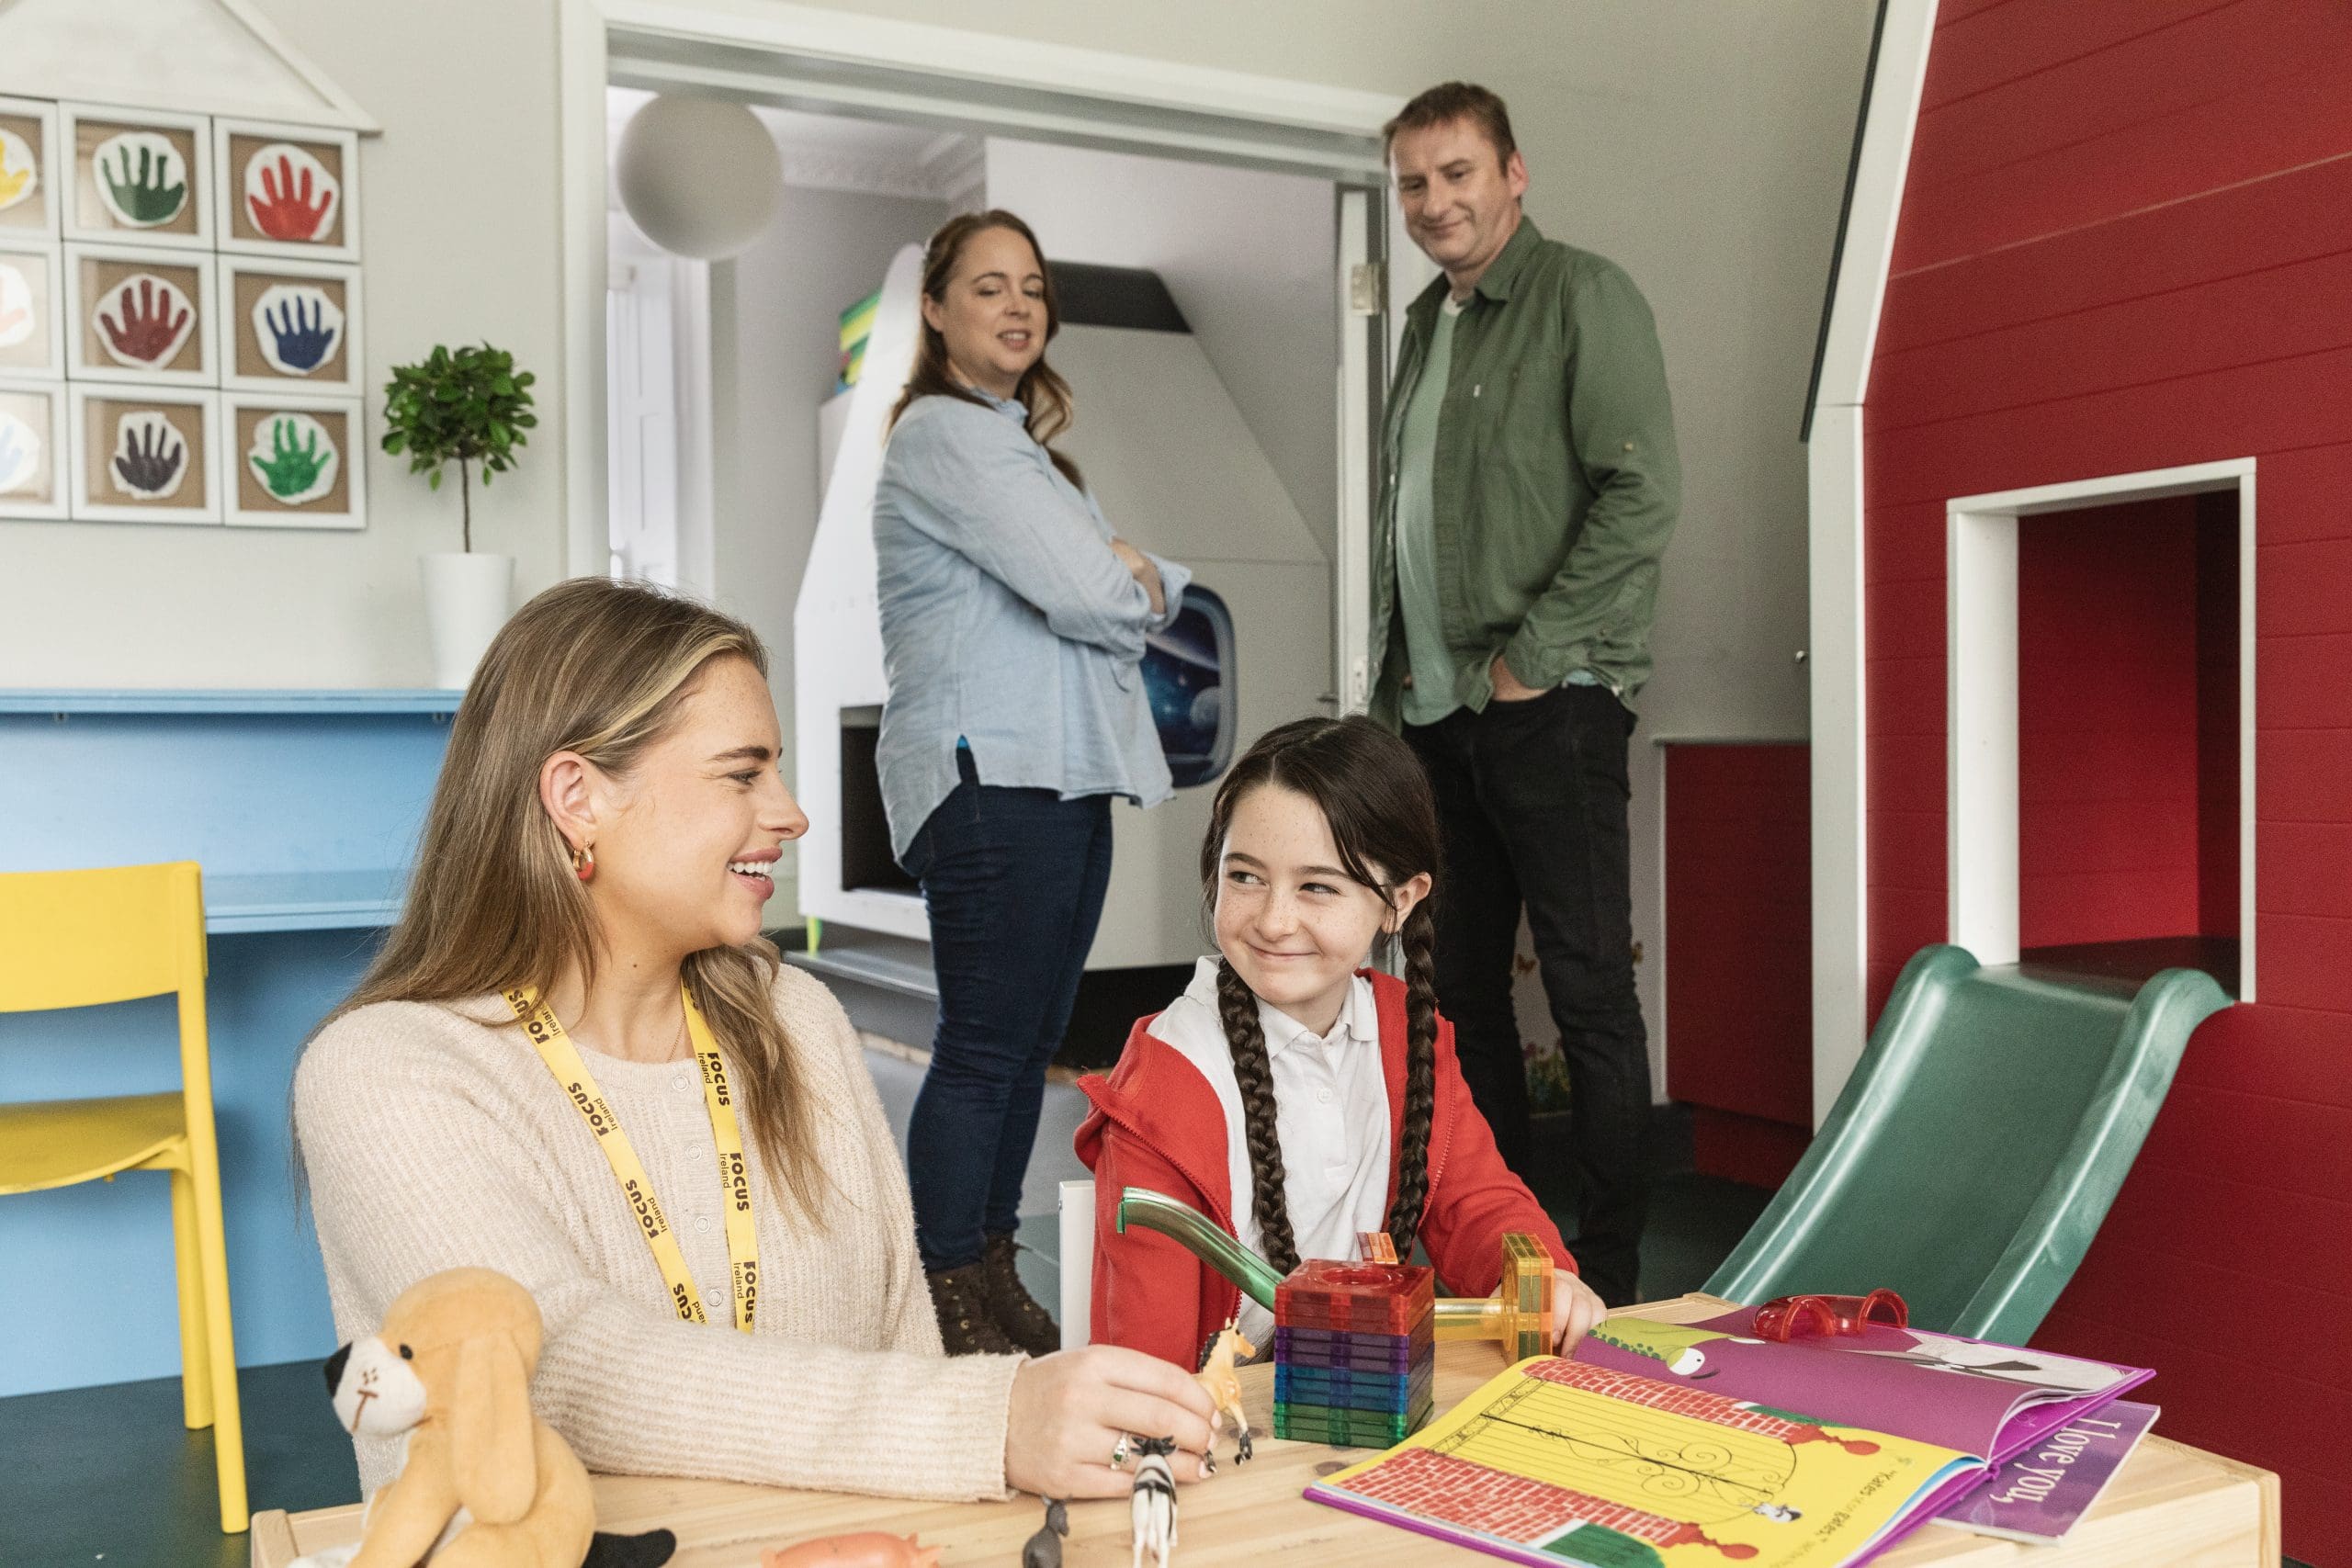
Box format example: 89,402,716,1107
1383,82,1518,166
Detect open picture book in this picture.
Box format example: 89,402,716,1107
1306,1305,2150,1568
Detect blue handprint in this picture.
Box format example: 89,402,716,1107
263,293,338,374
0,412,36,495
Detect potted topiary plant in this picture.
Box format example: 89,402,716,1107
382,343,537,688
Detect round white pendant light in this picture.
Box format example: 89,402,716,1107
614,95,782,261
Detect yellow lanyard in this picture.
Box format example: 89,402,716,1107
504,983,760,1332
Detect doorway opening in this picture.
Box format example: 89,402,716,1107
576,14,1421,1052
1947,460,2256,998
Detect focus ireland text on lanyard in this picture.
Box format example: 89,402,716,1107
504,983,760,1331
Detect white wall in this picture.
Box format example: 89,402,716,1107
981,138,1339,559
0,0,571,689
709,182,946,914
4,0,1872,1089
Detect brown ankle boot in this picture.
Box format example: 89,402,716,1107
982,1231,1064,1357
927,1262,1017,1356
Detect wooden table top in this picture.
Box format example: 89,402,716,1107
249,1293,2279,1567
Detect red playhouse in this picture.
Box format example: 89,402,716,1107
1794,2,2352,1561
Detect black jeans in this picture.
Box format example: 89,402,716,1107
1405,684,1650,1304
900,749,1114,1273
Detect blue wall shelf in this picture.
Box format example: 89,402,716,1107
0,690,456,1395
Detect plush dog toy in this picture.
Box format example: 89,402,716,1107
294,1268,674,1568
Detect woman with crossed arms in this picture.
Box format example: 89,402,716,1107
872,209,1190,1356
296,578,1212,1501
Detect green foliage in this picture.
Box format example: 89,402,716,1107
380,343,537,552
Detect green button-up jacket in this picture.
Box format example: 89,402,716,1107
1369,217,1680,723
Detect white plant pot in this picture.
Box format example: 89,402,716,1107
419,551,514,690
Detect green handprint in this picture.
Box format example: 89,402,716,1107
98,138,187,227
251,415,333,502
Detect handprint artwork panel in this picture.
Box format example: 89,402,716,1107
111,409,188,499
67,109,207,245
0,408,40,494
0,247,61,374
0,101,57,235
71,388,218,524
222,260,359,389
93,133,189,230
0,385,63,517
67,246,214,383
244,410,338,504
94,273,197,369
217,124,355,259
0,128,40,217
228,395,361,528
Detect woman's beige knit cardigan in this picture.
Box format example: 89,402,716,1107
295,963,1023,1501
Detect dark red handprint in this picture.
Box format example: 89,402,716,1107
248,152,335,242
97,276,192,366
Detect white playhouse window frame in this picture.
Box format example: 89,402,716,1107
1945,458,2258,999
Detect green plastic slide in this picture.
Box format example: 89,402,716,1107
1704,943,2230,1344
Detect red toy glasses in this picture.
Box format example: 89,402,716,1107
1750,1289,1909,1342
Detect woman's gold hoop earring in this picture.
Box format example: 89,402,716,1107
571,843,595,883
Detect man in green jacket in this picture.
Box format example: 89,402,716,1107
1375,82,1679,1306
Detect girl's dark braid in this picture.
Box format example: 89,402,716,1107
1216,955,1299,1276
1385,903,1441,1258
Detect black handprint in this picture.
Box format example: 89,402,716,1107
113,418,185,497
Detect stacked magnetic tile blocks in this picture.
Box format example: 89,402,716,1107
1272,1259,1435,1446
1496,1232,1556,1360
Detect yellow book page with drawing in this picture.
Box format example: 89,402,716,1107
1308,1356,1980,1568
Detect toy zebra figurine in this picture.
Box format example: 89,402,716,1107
1194,1319,1255,1469
1128,1435,1178,1568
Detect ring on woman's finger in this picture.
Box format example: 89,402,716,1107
1110,1432,1132,1470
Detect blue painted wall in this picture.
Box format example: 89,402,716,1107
0,693,451,1396
0,930,382,1393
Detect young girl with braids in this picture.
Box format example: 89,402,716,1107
1075,716,1608,1369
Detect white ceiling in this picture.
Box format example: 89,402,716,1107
607,86,976,204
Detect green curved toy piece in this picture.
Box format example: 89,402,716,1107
1706,944,2231,1344
1116,1186,1283,1306
1113,1186,1532,1339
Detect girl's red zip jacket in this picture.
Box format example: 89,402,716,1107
1072,967,1575,1370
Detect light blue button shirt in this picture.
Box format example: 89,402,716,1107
873,390,1193,861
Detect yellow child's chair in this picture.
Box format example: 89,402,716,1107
0,862,247,1532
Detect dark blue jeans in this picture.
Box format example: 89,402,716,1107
901,749,1114,1273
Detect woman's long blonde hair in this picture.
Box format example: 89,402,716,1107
330,576,827,1223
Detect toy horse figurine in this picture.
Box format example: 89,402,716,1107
1128,1436,1178,1568
1195,1319,1255,1469
1021,1498,1069,1568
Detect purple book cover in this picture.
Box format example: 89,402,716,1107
1937,1400,2159,1541
1572,1309,2150,1460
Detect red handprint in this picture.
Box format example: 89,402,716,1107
248,152,335,242
98,276,191,365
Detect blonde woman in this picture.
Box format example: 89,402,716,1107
296,578,1212,1503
